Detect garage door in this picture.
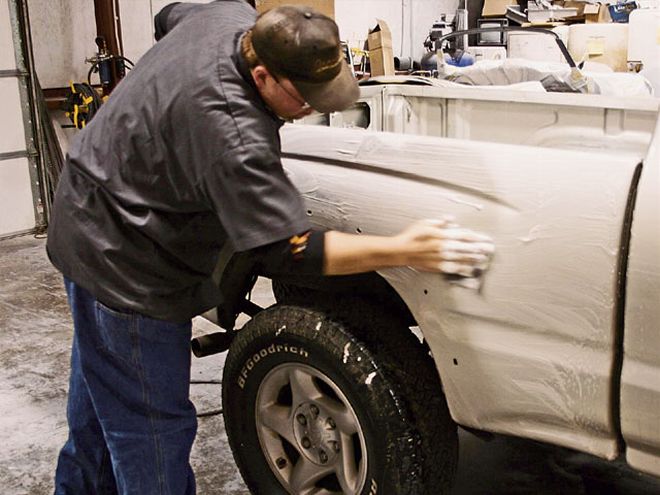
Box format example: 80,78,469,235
1,0,44,238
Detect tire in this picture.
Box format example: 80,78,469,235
276,290,459,493
222,302,457,495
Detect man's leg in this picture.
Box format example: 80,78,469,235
88,304,197,495
55,279,197,495
54,326,117,494
54,280,117,494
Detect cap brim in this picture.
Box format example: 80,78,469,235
291,62,359,114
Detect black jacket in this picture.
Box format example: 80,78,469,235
47,0,310,322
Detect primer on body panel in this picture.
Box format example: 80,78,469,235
622,118,660,477
281,125,639,459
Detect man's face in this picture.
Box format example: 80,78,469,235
251,66,314,120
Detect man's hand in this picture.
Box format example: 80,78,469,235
323,219,495,278
394,219,494,276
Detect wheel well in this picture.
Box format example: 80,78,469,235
270,271,418,328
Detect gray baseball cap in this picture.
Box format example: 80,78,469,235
251,5,359,113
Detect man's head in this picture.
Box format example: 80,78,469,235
244,6,359,119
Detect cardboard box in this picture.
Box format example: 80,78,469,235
482,0,516,17
561,1,587,19
367,20,394,76
367,19,393,51
560,1,611,23
584,3,611,23
369,47,395,76
255,0,334,19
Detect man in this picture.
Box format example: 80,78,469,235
48,1,493,493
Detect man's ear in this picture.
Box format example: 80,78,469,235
251,65,270,91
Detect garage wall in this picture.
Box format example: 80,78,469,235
27,0,216,88
28,0,460,88
119,0,215,68
27,0,97,88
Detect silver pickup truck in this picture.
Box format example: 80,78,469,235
207,79,660,495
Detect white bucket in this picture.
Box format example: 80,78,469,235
568,24,629,72
628,9,660,94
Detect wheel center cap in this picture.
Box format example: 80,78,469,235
293,402,341,465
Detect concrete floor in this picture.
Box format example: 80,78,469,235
2,234,660,495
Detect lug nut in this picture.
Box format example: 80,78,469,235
326,418,336,430
319,450,328,464
276,457,287,469
329,440,340,453
310,404,319,417
296,414,307,426
301,437,312,449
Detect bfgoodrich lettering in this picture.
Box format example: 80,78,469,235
238,344,309,389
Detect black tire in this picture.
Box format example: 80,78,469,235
222,302,457,495
276,290,459,493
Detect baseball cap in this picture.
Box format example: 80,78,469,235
251,6,359,113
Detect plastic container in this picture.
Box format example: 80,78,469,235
568,24,629,72
627,9,660,94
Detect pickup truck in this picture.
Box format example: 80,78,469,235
203,78,660,495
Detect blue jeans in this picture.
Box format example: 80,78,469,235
54,278,197,495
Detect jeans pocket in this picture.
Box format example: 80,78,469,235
94,301,138,364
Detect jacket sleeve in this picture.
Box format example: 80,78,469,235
251,229,326,277
154,2,200,41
